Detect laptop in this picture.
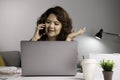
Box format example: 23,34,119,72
21,41,78,76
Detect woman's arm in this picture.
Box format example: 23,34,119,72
66,27,86,41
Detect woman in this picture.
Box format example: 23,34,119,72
31,6,86,41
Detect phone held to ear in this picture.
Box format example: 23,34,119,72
39,27,45,35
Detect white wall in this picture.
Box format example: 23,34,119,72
0,0,120,57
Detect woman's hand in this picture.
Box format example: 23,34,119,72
31,24,45,41
66,27,86,41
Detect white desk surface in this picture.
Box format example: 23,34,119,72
0,73,103,80
0,67,102,80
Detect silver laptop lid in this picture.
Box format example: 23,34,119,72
21,41,78,76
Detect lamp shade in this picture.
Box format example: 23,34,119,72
95,29,103,39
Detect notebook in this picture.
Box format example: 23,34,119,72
21,41,78,76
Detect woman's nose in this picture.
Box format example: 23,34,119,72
49,23,54,28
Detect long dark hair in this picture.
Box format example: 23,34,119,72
37,6,72,41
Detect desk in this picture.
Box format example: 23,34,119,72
0,72,81,80
5,73,103,80
0,67,102,80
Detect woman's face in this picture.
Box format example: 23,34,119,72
45,14,62,38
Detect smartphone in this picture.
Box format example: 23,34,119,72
39,27,45,35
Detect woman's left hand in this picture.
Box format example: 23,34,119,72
66,27,86,41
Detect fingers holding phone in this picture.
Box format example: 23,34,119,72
38,25,46,35
32,24,46,41
36,24,46,36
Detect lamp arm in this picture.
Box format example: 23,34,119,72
103,32,120,37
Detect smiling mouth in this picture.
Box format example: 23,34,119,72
48,30,55,32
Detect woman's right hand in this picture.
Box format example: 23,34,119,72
31,24,45,41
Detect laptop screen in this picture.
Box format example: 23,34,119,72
21,41,78,76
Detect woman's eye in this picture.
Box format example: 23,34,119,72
55,22,59,25
46,20,50,23
55,23,59,25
